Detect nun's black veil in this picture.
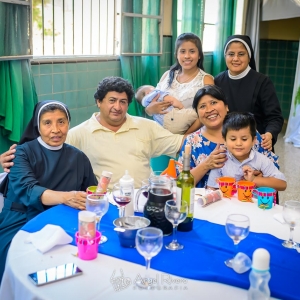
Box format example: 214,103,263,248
0,100,71,195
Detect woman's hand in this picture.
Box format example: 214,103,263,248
0,144,17,172
145,94,172,115
203,144,227,171
261,132,273,151
64,191,87,210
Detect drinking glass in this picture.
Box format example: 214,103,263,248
135,227,163,289
225,214,250,268
164,200,188,250
112,183,132,217
282,200,300,249
86,194,109,244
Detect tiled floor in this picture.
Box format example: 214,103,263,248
275,132,300,205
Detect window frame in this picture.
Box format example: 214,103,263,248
120,1,164,57
0,0,33,61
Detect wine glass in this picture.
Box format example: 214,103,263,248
225,214,250,268
164,200,188,250
135,227,163,289
86,194,109,244
112,183,132,217
282,200,300,249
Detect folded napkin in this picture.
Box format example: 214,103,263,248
273,213,286,224
25,224,73,253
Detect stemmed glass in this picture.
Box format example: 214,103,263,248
164,200,188,250
86,194,109,244
135,227,163,289
225,214,250,268
282,200,300,249
112,183,132,217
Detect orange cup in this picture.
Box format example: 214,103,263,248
217,177,236,198
87,186,97,194
236,180,256,202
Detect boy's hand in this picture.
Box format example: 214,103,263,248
242,165,255,181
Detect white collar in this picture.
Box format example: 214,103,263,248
37,136,63,150
228,65,251,80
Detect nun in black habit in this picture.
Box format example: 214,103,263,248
215,35,284,151
0,100,97,283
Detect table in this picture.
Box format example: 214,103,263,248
1,189,299,300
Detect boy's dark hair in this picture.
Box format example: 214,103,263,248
222,112,256,139
192,85,228,114
135,85,154,103
94,77,134,105
168,32,204,88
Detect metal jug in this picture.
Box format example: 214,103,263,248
135,175,174,235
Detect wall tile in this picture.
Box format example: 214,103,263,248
39,75,53,95
65,91,78,109
53,74,65,93
53,64,66,73
40,64,53,74
31,65,40,76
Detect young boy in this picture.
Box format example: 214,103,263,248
135,85,200,134
206,112,287,191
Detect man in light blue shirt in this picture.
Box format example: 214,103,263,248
207,112,287,191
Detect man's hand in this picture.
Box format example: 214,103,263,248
261,132,272,151
0,144,17,173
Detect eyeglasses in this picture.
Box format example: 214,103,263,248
226,52,247,58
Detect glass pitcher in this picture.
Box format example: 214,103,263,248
135,175,174,235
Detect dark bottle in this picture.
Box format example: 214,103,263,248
177,144,195,232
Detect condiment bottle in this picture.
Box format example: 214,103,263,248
119,170,134,216
248,248,271,300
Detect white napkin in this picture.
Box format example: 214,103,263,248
25,224,73,254
273,213,286,224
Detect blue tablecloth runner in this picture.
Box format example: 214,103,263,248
22,204,300,300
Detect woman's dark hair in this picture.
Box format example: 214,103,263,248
168,33,204,88
39,103,71,122
94,76,134,105
192,85,228,113
222,112,256,139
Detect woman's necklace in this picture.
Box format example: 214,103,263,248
177,68,199,84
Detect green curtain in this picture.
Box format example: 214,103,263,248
120,0,161,117
212,0,237,76
0,3,37,160
181,0,204,40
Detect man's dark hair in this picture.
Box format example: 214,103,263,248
222,112,256,139
94,77,135,104
192,85,228,114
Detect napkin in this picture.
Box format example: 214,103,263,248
273,213,285,224
25,224,73,253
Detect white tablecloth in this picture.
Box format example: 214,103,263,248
1,189,296,300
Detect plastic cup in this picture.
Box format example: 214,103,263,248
87,186,97,194
217,177,235,198
237,181,256,202
253,187,276,210
75,231,101,260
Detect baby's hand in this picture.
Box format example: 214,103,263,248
164,95,184,109
242,165,255,181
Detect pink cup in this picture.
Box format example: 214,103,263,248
75,231,101,260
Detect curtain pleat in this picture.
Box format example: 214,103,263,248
0,3,38,163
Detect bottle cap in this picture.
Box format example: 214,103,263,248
79,211,96,222
119,170,134,186
101,171,113,179
252,248,270,271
